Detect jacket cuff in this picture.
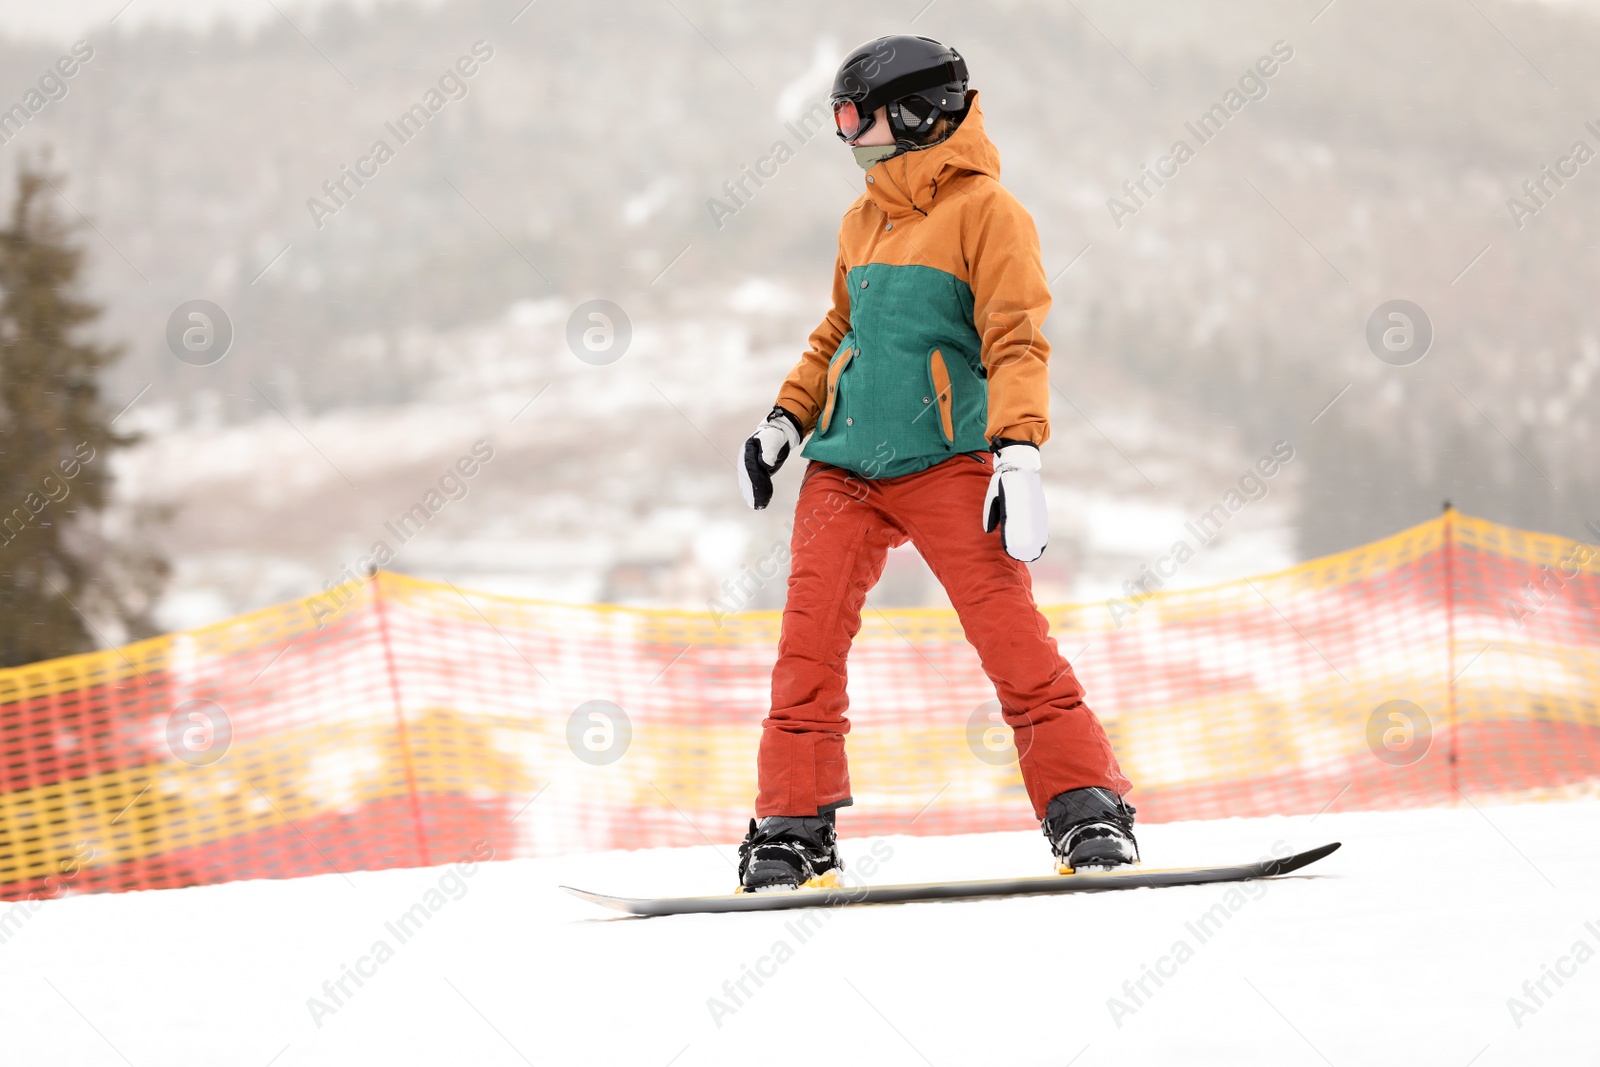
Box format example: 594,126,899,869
989,436,1038,453
770,405,806,439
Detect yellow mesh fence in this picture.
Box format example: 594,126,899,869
1,509,1596,900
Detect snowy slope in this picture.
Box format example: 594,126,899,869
2,800,1594,1066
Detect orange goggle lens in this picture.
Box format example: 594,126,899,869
832,99,865,139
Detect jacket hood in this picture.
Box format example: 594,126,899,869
861,90,1000,219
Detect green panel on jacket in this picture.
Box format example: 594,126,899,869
802,262,990,479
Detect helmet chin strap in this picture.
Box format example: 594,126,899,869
894,126,949,155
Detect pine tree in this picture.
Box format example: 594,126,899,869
0,159,165,668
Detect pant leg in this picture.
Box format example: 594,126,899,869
882,454,1131,820
756,464,904,816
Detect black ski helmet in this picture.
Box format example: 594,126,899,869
830,35,969,145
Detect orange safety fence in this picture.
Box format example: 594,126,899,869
1,509,1597,901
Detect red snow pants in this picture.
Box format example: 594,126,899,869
756,455,1131,822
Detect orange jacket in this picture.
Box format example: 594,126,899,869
775,92,1053,457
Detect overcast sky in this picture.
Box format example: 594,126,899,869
0,0,448,42
1,0,1590,44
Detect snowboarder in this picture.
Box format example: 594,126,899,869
736,35,1137,892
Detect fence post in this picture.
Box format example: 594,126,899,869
1442,502,1459,802
372,571,432,868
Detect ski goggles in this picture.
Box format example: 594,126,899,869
832,98,875,142
834,95,939,143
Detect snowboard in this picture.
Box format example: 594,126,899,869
562,841,1340,917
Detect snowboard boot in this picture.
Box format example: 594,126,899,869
736,812,843,893
1043,787,1140,873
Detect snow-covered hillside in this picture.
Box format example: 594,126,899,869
4,799,1593,1065
117,286,1298,632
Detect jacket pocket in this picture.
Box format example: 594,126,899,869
817,346,854,434
927,348,955,445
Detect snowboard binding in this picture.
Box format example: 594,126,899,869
1043,787,1140,874
736,813,843,893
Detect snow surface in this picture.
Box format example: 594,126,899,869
3,800,1596,1066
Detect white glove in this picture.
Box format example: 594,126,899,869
738,407,803,510
983,443,1049,562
